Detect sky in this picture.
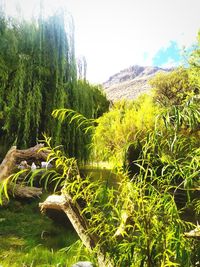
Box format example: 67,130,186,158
4,0,200,83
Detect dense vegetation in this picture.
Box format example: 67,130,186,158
38,32,200,266
49,92,199,266
0,8,109,161
0,3,200,267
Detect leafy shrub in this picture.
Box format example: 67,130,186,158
92,95,163,169
150,67,197,106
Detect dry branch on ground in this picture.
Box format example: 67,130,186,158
0,144,48,198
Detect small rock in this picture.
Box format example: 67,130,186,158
41,161,53,169
31,162,37,170
71,261,93,267
18,160,30,170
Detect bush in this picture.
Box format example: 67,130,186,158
150,67,196,106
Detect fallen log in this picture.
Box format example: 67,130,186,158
8,183,42,198
0,144,49,199
0,144,49,182
39,194,114,267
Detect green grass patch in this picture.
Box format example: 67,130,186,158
0,196,93,267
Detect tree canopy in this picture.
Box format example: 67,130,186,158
0,8,109,161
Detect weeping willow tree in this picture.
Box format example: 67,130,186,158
0,5,109,161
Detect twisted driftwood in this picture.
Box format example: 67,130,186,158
0,144,48,198
0,144,48,182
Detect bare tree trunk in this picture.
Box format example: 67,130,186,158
39,194,114,267
0,146,17,182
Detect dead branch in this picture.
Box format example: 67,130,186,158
184,226,200,239
8,183,42,198
39,194,114,267
0,144,48,182
0,144,49,199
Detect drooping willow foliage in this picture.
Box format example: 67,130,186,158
0,6,109,161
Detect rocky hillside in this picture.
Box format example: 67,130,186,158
103,65,172,101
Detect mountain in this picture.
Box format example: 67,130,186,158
102,65,172,101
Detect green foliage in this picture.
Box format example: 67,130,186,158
52,108,95,134
150,32,200,108
24,134,198,266
91,101,199,266
92,95,163,168
0,198,93,267
0,8,199,267
150,67,197,106
188,31,200,91
0,9,109,161
37,135,79,192
0,177,10,204
91,88,199,174
112,178,193,267
55,80,109,161
0,95,199,266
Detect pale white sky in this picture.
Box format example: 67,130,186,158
5,0,200,83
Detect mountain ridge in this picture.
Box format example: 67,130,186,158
102,65,172,101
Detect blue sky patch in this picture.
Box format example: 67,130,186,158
152,41,182,67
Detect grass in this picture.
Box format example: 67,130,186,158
0,195,93,267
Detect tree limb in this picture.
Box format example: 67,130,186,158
39,194,114,267
8,183,42,198
0,144,48,182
